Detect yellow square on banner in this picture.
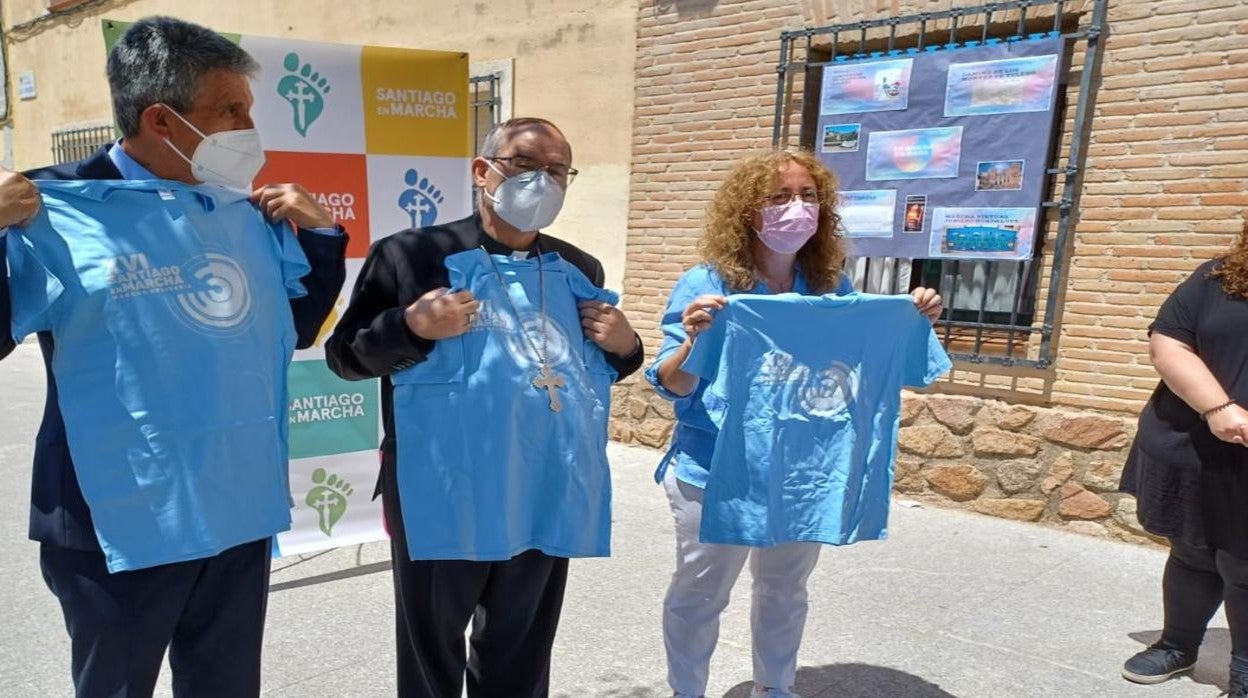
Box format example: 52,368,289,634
361,46,470,157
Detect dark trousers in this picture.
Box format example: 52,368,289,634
40,539,272,698
383,472,569,698
1161,539,1248,660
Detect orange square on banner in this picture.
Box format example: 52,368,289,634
255,151,371,259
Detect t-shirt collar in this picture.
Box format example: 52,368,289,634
107,140,158,181
474,213,543,258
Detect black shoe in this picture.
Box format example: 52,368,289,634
1228,671,1248,698
1121,645,1197,685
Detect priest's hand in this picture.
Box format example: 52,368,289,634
579,301,637,357
251,183,336,229
405,288,480,341
0,169,40,228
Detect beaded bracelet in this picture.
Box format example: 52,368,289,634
1200,400,1238,421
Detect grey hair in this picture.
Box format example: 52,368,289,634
480,117,573,161
107,16,259,137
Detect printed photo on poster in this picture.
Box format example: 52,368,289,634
929,207,1037,260
820,58,913,115
821,123,861,153
975,160,1025,191
866,127,963,181
903,195,927,233
945,54,1059,117
838,190,897,238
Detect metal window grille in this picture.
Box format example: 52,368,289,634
51,124,113,165
772,0,1108,369
470,73,502,156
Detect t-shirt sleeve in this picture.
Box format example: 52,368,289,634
834,272,856,295
1148,265,1207,348
271,220,311,300
563,262,620,306
681,301,730,381
4,221,65,342
644,267,719,399
902,303,952,388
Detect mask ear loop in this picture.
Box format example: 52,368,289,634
482,160,509,205
157,103,210,170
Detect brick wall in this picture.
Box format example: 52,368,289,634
614,0,1248,540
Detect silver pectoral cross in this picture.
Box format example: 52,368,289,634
533,362,566,412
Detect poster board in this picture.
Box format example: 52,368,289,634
817,35,1065,261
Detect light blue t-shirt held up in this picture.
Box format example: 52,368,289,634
644,264,856,489
391,248,618,561
680,292,952,547
6,179,310,572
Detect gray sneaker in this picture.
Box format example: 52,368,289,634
1121,645,1197,684
1228,671,1248,698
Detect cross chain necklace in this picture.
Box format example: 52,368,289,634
480,245,566,412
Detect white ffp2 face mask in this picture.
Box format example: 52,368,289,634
484,161,566,232
160,105,265,190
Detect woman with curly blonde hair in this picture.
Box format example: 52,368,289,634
1119,219,1248,693
644,150,942,698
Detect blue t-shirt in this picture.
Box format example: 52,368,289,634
391,248,618,561
682,292,951,547
645,264,855,488
6,179,310,572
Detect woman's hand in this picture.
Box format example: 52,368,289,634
911,286,943,324
1207,403,1248,446
682,294,728,340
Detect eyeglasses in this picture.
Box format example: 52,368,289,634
487,155,579,185
764,191,820,207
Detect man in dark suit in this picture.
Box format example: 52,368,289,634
0,16,346,697
326,117,643,697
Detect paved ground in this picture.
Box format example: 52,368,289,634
0,342,1235,697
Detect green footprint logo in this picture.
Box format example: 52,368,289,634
306,467,353,536
278,52,331,137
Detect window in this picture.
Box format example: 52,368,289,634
469,59,513,156
773,0,1107,368
51,124,113,165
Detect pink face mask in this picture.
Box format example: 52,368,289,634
755,200,820,254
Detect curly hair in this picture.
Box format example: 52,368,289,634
1210,217,1248,299
698,150,847,294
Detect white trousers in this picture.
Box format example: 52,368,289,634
662,468,822,696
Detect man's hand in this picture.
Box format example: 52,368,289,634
251,183,335,229
0,169,41,228
404,288,480,341
1207,403,1248,446
911,286,944,324
579,300,637,357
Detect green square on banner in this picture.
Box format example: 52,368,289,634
287,360,379,459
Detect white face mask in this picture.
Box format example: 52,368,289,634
160,104,265,190
484,161,565,232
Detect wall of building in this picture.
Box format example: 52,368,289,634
1,0,638,288
615,0,1247,541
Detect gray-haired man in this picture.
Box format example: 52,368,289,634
0,16,346,696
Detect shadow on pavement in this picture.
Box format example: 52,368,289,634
1129,628,1231,692
724,663,957,697
269,560,392,592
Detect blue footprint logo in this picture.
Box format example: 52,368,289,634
398,168,445,229
278,52,331,137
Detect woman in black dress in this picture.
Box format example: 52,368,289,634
1120,219,1248,693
